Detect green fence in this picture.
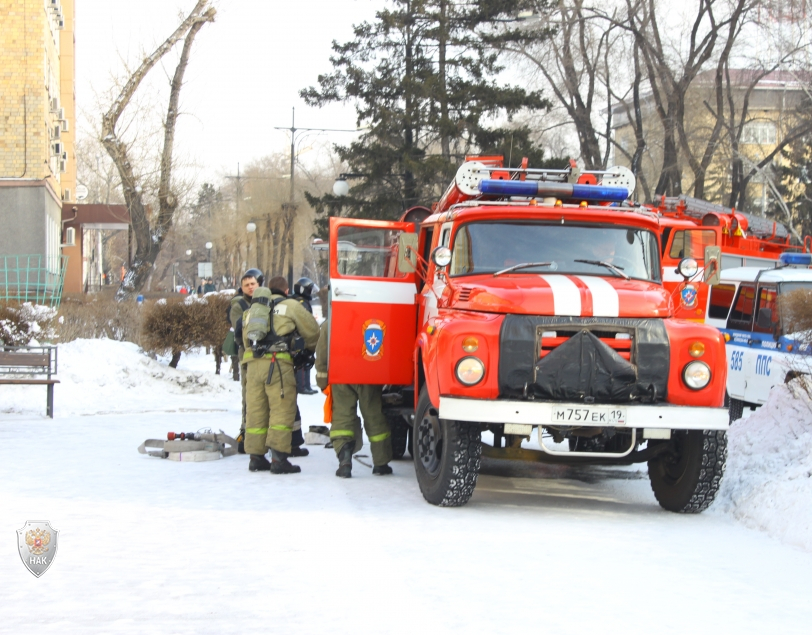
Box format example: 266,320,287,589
0,255,68,308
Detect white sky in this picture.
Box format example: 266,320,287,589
75,0,383,182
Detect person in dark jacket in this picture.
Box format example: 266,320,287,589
292,277,318,395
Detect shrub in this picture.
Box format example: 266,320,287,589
0,302,57,346
779,287,812,404
142,292,234,370
56,295,143,344
142,299,203,368
186,292,233,374
779,288,812,340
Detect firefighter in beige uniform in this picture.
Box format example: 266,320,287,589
242,281,319,474
315,319,393,478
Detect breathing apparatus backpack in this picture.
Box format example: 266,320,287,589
244,287,298,358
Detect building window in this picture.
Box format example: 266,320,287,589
742,121,777,145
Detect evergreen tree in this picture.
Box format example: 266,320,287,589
301,0,557,233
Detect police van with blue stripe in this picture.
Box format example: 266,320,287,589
705,252,812,422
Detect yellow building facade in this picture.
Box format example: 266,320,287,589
611,71,806,211
0,0,75,299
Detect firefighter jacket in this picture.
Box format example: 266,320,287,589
241,293,320,365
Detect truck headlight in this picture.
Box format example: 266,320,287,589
683,361,711,389
456,357,485,386
677,258,699,278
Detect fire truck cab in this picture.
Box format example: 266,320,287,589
655,195,803,322
326,157,729,511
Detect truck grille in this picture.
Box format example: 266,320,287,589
498,316,670,403
539,329,633,362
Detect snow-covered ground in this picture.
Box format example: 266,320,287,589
2,340,812,634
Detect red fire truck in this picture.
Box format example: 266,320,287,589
325,157,729,512
653,195,805,322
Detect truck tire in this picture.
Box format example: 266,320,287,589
386,413,409,460
648,430,727,513
413,386,481,507
728,398,744,424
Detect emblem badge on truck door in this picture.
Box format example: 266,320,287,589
362,319,385,361
681,283,698,308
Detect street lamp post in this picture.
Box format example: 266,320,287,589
205,241,213,279
274,108,360,290
185,249,193,290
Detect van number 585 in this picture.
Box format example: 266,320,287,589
730,350,743,372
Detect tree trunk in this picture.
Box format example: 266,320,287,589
102,1,215,300
169,351,182,368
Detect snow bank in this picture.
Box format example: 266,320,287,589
717,382,812,551
0,338,238,417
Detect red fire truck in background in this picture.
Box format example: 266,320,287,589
654,195,806,322
325,157,730,511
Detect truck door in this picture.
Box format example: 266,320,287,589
328,217,418,385
748,284,780,403
725,283,756,400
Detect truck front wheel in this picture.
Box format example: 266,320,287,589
413,387,481,507
648,430,727,513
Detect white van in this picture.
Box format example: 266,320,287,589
705,254,812,422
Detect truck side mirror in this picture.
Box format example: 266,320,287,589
397,232,419,273
704,246,722,286
756,307,773,330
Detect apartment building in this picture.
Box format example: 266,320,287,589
0,0,75,302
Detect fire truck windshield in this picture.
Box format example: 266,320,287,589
449,221,661,282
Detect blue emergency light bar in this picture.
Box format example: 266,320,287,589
478,179,629,202
779,252,812,266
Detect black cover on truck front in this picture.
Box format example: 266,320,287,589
498,316,670,403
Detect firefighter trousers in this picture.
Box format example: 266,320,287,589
330,384,392,466
244,355,298,455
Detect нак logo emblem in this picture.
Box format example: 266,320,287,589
680,283,698,308
17,520,59,577
362,319,385,361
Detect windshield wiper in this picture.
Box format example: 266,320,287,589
574,259,630,280
493,262,553,277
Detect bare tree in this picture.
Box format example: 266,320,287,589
606,0,744,197
505,1,617,170
101,0,216,299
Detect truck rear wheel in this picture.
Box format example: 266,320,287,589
648,430,727,513
386,413,409,460
413,386,481,507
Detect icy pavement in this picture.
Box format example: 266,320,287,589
1,341,812,634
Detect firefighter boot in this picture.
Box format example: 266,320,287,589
335,442,353,478
248,454,271,472
372,464,393,476
290,427,309,457
269,448,301,474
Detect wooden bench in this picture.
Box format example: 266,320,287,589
0,346,59,418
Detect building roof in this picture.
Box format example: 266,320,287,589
61,203,130,228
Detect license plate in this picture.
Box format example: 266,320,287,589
550,406,626,426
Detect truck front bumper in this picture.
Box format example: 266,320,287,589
438,397,729,431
